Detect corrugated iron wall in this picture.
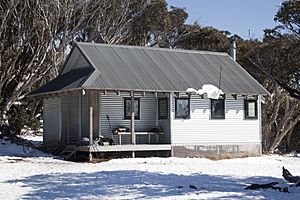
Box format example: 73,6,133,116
61,93,81,144
43,97,61,143
43,93,89,144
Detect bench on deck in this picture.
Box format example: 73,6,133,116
114,128,163,145
117,131,163,145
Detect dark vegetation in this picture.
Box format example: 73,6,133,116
0,0,299,153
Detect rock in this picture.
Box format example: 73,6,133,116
189,184,198,190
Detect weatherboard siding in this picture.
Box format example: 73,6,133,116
171,95,260,145
43,90,260,154
43,98,61,143
158,119,170,143
99,92,159,144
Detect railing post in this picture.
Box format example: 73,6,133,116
131,91,135,158
169,92,174,157
89,107,93,161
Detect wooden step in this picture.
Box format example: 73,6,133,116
58,145,78,160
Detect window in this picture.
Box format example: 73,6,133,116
175,98,190,119
245,100,257,119
211,99,225,119
158,98,168,119
124,98,140,120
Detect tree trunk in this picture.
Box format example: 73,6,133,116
269,115,300,153
286,127,295,152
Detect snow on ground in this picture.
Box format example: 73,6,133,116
0,136,300,200
20,134,43,142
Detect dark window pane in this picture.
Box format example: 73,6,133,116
211,99,225,119
124,98,140,119
175,98,190,119
158,98,168,119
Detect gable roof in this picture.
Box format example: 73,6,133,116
28,42,269,97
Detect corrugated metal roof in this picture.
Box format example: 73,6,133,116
29,42,269,96
77,42,268,95
28,67,93,96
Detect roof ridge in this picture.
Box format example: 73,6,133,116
75,42,228,56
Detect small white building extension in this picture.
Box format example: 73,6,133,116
28,42,269,158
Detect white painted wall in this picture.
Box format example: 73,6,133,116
171,94,261,145
43,91,261,147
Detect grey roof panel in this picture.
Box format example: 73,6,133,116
28,68,93,96
97,46,135,88
217,55,268,94
203,55,245,93
129,48,175,90
128,49,164,89
112,47,150,89
30,42,269,96
214,56,251,93
144,50,184,89
153,50,192,89
77,42,268,95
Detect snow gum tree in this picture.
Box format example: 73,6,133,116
0,0,89,122
0,0,170,129
246,37,300,152
244,0,300,153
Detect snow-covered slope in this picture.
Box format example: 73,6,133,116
0,136,299,199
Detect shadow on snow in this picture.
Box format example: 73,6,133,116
7,170,297,199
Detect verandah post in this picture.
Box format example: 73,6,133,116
89,106,93,161
131,91,135,158
169,92,174,157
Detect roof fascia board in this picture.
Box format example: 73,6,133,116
28,85,267,98
80,87,267,96
27,88,82,98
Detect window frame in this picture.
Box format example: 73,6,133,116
244,99,258,119
175,98,190,119
158,98,169,119
123,98,140,120
210,99,225,119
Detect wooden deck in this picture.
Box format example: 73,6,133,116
78,144,171,152
116,131,163,145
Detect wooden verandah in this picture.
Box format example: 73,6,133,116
78,144,171,152
36,88,173,160
85,89,172,160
